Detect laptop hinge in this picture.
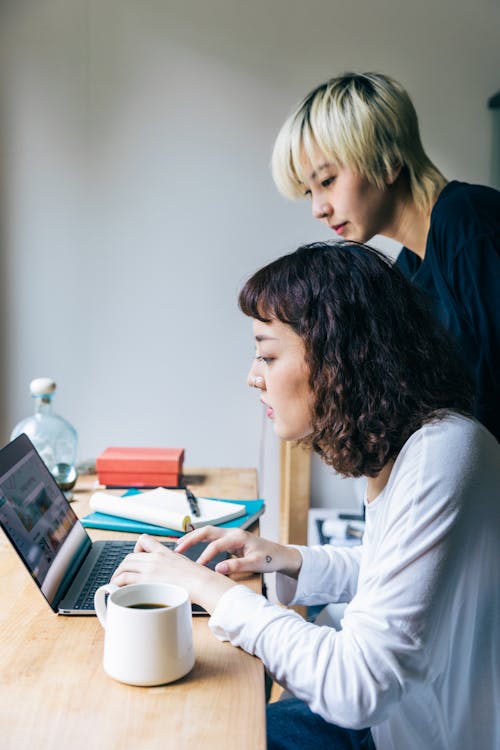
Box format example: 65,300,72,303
53,536,93,608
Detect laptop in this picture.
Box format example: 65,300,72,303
0,434,225,615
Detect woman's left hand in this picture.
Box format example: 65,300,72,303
110,534,236,614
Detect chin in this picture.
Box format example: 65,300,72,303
274,424,312,442
274,425,295,441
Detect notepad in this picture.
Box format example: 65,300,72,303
89,487,247,533
82,497,265,537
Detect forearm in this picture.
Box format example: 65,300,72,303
175,526,304,578
209,585,409,729
111,534,239,613
190,565,239,614
193,545,301,612
276,544,363,606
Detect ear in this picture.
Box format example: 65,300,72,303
385,162,403,186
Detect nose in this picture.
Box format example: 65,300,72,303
246,364,265,390
249,376,265,389
247,374,265,389
312,197,332,220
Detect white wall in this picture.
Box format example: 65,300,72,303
1,0,499,536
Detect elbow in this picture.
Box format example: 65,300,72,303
309,682,392,730
307,637,405,729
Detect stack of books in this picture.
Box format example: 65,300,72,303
96,446,185,488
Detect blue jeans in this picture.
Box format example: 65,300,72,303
267,697,376,750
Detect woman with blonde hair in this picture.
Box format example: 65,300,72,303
272,72,500,442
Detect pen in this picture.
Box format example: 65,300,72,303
185,488,201,517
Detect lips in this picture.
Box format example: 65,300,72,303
332,222,347,235
260,399,275,419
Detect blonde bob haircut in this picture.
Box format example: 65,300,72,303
272,72,446,215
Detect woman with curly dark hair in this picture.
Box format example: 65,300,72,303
238,241,473,479
112,242,500,750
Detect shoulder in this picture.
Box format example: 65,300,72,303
366,415,498,560
435,178,500,212
427,181,500,267
431,180,500,236
401,412,490,453
394,414,499,489
394,245,419,275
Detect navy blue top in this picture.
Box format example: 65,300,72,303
395,180,500,441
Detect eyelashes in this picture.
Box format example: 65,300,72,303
256,356,274,365
303,175,336,197
321,176,336,188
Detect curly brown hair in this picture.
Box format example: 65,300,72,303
239,241,474,477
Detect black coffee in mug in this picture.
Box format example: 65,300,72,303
127,602,170,609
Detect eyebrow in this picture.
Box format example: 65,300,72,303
310,162,331,179
299,162,332,186
255,334,278,342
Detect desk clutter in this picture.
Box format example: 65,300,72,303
308,508,365,547
88,446,265,538
82,487,265,538
96,446,184,488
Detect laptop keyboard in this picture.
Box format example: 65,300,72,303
73,540,176,610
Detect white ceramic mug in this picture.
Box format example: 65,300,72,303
94,582,195,686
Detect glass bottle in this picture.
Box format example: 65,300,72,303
10,377,78,492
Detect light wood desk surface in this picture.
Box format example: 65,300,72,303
0,468,265,750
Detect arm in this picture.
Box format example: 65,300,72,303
275,543,363,606
111,534,237,614
210,423,471,728
176,525,363,605
112,421,458,730
175,525,303,578
450,238,500,438
110,528,303,614
110,525,361,613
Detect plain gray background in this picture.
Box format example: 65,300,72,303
1,0,499,541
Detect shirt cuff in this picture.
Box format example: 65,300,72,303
209,583,304,653
209,585,265,642
275,545,323,605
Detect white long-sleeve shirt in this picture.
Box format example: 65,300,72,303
209,414,500,750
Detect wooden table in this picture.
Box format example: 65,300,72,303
0,469,265,750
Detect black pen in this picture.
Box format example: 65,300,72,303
185,488,201,517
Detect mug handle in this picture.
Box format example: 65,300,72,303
94,583,118,628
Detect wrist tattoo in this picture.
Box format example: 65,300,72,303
265,555,272,564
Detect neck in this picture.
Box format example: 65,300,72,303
366,460,394,503
381,175,441,260
391,202,431,259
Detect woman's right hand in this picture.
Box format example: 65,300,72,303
174,526,303,579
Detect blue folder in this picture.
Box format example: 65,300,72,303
81,497,265,538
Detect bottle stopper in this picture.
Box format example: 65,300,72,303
30,378,57,397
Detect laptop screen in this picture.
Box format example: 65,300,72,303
0,434,90,608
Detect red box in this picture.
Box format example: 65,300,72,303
96,446,184,488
